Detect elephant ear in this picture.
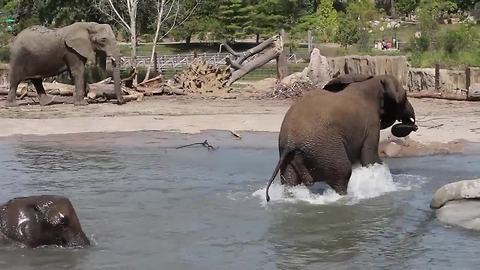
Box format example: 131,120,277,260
379,75,406,129
323,74,373,92
64,29,94,61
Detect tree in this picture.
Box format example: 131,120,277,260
95,0,142,84
416,0,457,32
216,0,250,42
335,12,359,49
143,0,198,81
292,0,338,42
395,0,420,17
244,0,284,43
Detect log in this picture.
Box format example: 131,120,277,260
227,47,281,86
407,91,467,101
223,36,278,68
276,29,289,80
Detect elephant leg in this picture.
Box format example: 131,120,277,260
66,57,88,106
312,144,352,195
31,79,55,106
280,154,313,186
360,131,382,166
6,72,21,107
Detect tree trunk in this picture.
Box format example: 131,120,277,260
256,33,260,44
277,29,289,80
130,6,138,85
186,34,192,45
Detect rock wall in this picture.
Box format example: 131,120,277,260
326,55,480,96
407,67,480,93
328,55,409,85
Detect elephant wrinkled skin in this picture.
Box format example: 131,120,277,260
266,74,417,201
0,195,90,248
431,179,480,230
7,22,124,107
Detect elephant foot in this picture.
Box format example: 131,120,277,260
116,98,126,105
74,99,89,106
5,100,18,107
39,95,55,106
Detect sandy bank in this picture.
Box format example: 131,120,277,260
0,97,479,156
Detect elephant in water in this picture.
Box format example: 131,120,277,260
7,22,124,106
265,74,418,201
431,179,480,230
0,195,90,248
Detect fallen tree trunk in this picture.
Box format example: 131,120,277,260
222,34,283,86
407,91,467,101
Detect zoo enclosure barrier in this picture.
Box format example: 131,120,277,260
119,52,307,72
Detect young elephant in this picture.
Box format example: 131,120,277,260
265,74,417,201
0,195,90,248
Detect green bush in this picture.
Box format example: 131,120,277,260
409,35,430,52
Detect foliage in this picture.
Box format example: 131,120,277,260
409,35,430,52
292,0,338,42
216,0,251,42
439,23,478,54
416,0,457,33
335,12,359,49
395,0,420,17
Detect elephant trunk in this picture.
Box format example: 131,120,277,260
391,99,418,137
65,230,90,247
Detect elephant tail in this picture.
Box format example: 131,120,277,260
266,150,291,202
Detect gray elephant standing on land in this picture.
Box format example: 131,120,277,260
7,22,124,106
266,74,418,201
0,195,90,248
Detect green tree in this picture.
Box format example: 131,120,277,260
335,12,359,49
217,0,251,42
292,0,338,42
416,0,457,33
395,0,420,17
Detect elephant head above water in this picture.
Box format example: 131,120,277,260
265,74,417,201
6,22,124,107
0,195,90,248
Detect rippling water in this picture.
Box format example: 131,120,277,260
0,131,479,270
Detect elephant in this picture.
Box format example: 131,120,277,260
265,74,418,201
430,179,480,230
6,22,124,107
0,195,90,248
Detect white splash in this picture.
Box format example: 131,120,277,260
253,163,415,205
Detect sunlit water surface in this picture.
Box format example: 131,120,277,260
0,131,479,270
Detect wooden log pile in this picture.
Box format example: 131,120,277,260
267,81,316,99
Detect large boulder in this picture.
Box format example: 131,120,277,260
431,179,480,230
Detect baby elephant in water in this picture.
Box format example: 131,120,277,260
0,195,90,248
431,179,480,230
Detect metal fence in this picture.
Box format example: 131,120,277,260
119,53,307,70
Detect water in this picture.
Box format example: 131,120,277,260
0,131,479,270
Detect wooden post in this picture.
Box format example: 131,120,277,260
277,29,289,81
153,51,158,74
466,67,471,90
308,30,313,54
435,63,440,91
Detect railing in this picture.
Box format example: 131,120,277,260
119,53,305,70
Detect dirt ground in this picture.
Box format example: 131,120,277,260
0,79,479,157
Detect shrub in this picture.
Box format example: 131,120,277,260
409,35,430,52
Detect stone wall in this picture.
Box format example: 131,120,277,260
326,55,480,96
406,67,480,93
328,55,409,85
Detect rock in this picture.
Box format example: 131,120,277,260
382,142,402,157
468,83,480,100
328,55,408,85
304,48,332,87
